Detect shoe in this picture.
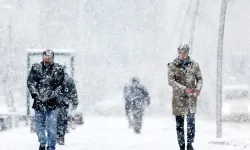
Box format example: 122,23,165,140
187,143,194,150
39,145,46,150
47,146,55,150
58,137,65,145
134,128,141,134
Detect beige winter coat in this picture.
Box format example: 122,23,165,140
167,58,203,116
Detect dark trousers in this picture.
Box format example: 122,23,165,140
128,104,144,133
175,113,195,148
125,101,133,126
125,100,145,133
57,108,68,138
132,108,144,132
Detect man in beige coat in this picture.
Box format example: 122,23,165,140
167,43,203,150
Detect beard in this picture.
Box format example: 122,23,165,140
44,61,53,67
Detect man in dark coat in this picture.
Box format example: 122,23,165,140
27,49,65,150
124,77,150,134
57,66,78,145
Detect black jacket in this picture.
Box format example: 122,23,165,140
124,83,150,108
58,73,78,108
27,62,65,111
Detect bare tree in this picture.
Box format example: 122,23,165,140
189,0,200,53
0,4,17,112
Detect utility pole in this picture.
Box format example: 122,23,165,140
216,0,228,138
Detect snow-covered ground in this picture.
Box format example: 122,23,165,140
0,116,249,150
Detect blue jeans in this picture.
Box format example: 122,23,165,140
35,109,58,150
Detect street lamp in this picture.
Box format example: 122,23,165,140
216,0,228,138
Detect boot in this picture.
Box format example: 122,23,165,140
187,143,194,150
39,145,46,150
58,136,65,145
134,128,141,134
179,143,185,150
47,146,55,150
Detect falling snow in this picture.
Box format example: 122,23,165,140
0,0,250,149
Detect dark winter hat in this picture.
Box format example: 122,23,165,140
178,43,189,52
132,77,140,83
43,49,54,57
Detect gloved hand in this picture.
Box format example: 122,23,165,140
33,94,43,102
194,89,200,96
31,93,39,99
185,88,193,95
192,89,200,98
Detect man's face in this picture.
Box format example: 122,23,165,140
133,81,139,84
43,55,54,66
178,49,188,60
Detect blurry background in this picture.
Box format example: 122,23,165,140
0,0,249,118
